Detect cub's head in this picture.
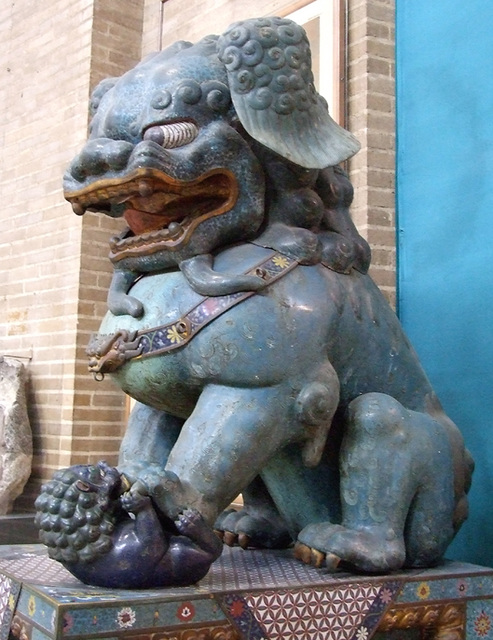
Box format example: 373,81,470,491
34,462,128,564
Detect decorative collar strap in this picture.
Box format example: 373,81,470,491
87,251,298,380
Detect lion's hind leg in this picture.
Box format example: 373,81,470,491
297,392,459,573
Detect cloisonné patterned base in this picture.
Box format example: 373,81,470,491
0,545,492,640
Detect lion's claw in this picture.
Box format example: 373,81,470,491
237,532,251,549
294,541,312,564
294,542,340,570
325,552,341,570
214,529,252,549
222,530,237,547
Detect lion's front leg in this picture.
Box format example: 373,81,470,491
107,268,144,318
130,384,298,524
214,475,293,549
155,383,302,524
145,375,338,532
118,402,184,485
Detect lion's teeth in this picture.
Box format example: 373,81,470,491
168,221,183,238
138,180,154,197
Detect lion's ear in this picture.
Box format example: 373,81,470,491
217,17,360,169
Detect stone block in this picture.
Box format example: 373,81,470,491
0,357,33,514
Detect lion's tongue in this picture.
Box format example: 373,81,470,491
124,209,170,235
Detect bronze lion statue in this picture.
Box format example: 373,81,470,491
36,16,473,587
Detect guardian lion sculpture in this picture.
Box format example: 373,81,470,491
37,16,473,587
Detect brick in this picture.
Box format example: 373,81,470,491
367,148,396,170
367,93,394,112
72,423,91,438
367,168,395,189
369,187,396,209
367,73,395,95
366,226,397,247
367,2,395,22
350,18,392,42
366,131,395,151
368,265,396,288
366,38,395,60
90,392,126,408
367,204,395,226
89,421,126,437
72,406,126,423
371,247,396,268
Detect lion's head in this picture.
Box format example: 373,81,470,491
34,462,128,565
62,17,361,276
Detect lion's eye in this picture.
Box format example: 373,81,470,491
143,121,198,149
76,480,91,492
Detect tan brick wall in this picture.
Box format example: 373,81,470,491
71,0,145,470
1,0,95,509
0,0,143,510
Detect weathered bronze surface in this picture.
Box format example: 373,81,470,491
35,17,473,588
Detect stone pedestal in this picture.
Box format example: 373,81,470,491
1,544,492,640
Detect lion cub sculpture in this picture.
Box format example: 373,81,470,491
35,462,222,589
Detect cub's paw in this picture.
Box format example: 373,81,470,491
175,508,207,537
121,491,151,514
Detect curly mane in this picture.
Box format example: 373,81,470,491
34,466,119,565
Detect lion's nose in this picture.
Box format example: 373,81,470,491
69,138,134,182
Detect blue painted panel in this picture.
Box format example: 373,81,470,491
396,1,493,565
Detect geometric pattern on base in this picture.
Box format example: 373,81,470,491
247,584,379,640
245,581,402,640
0,574,21,640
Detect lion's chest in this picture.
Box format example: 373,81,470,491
97,257,337,416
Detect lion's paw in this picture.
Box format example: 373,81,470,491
214,508,292,549
293,542,340,570
297,522,405,573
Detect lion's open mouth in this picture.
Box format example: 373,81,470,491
64,168,238,261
